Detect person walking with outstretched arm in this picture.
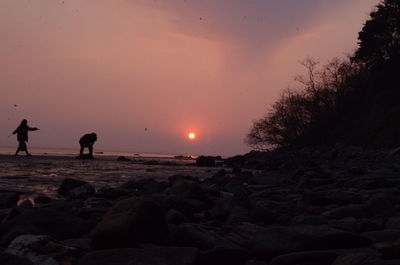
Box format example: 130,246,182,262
13,119,39,156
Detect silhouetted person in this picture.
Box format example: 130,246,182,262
79,133,97,158
13,119,39,156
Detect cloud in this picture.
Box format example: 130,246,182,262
131,0,375,50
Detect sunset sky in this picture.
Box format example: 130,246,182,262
0,0,378,156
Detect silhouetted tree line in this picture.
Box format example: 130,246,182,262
247,0,400,150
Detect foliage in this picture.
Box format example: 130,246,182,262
247,0,400,150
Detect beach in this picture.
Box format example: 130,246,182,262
0,152,221,201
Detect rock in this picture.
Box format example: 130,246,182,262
0,191,21,209
57,178,95,199
373,240,400,259
196,156,217,167
245,260,268,265
77,247,199,265
269,250,341,265
172,223,239,251
331,252,385,265
167,209,190,225
322,205,371,219
387,217,400,229
33,196,52,204
366,193,397,217
5,235,78,265
290,215,328,226
0,205,96,247
199,246,249,265
0,253,34,265
117,156,130,161
361,229,400,243
226,223,370,259
91,198,169,249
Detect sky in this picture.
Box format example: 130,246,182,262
0,0,378,156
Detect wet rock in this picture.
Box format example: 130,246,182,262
58,178,95,199
117,156,130,161
0,252,34,265
269,250,341,265
0,191,21,209
5,235,78,265
373,240,400,259
91,198,168,249
331,252,385,265
77,247,199,265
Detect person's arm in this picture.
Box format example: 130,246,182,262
12,128,18,134
28,127,39,131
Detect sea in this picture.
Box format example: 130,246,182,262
0,146,221,201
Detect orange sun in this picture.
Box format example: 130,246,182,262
188,132,196,140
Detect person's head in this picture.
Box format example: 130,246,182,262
20,119,27,126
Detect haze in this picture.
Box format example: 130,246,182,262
0,0,378,156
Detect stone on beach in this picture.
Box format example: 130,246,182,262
91,197,169,249
57,178,95,199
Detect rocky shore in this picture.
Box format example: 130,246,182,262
2,147,400,265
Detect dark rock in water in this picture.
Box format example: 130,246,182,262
290,215,328,226
269,250,341,265
58,178,95,199
0,204,96,247
0,191,21,209
0,252,34,265
117,156,130,161
120,178,167,195
172,223,239,251
33,196,52,204
5,234,78,265
331,252,385,265
196,156,218,167
91,197,169,249
226,223,370,259
2,200,33,222
77,247,199,265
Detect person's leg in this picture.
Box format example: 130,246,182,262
88,145,93,157
80,145,84,156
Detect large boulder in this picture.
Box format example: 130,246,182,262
0,204,96,247
196,156,217,167
91,197,169,249
57,179,95,199
77,247,199,265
